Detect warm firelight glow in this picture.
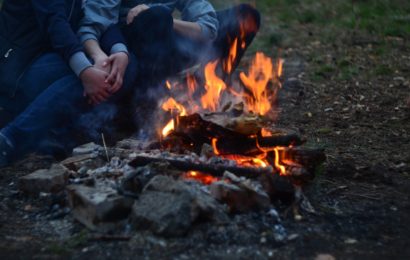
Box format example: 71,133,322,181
274,147,287,175
184,171,220,185
201,60,227,112
165,80,172,90
211,138,220,155
252,158,268,167
162,120,175,137
239,52,274,116
161,97,187,116
186,73,197,97
161,98,187,137
277,59,284,78
261,128,273,137
224,38,238,74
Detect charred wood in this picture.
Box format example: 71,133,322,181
129,155,273,178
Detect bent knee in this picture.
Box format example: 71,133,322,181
133,6,173,29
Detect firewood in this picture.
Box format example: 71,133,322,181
129,155,274,178
278,147,326,168
128,154,314,186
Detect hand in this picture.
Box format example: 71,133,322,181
93,54,111,74
80,67,111,105
127,4,149,25
105,52,129,93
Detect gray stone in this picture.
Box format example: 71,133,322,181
210,178,271,213
61,153,102,171
144,175,228,222
19,164,69,195
66,184,134,231
131,175,228,236
72,142,101,156
131,191,193,237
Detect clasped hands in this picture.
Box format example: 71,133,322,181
80,52,129,105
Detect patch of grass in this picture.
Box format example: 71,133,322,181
314,64,336,79
373,64,394,76
214,0,410,40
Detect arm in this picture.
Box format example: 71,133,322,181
176,0,219,41
78,0,121,43
173,19,203,40
31,0,111,104
31,0,92,76
80,0,129,94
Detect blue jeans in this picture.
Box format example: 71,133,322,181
0,53,73,127
0,52,137,156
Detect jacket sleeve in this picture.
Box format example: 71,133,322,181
31,0,92,76
176,0,219,41
78,0,121,43
99,24,129,55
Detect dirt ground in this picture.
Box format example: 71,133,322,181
1,0,409,259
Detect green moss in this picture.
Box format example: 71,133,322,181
373,64,394,76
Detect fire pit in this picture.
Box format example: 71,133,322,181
19,48,325,237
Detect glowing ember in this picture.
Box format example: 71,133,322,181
261,128,273,137
201,60,227,112
184,171,219,185
211,138,220,155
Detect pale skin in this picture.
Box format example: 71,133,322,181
126,4,205,41
82,3,204,105
81,39,129,105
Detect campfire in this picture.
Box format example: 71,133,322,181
19,37,326,236
150,48,324,186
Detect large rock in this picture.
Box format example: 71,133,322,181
131,175,228,236
67,184,134,231
19,164,69,195
131,191,193,237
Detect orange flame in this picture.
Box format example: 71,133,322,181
224,38,238,74
184,171,219,185
239,52,274,116
261,128,273,137
211,138,220,155
274,147,287,175
186,74,197,97
162,120,175,137
277,59,284,78
161,97,187,116
161,98,187,137
201,60,226,112
165,80,172,90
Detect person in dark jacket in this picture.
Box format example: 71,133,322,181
0,0,136,167
120,1,260,83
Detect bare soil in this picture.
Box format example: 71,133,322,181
1,1,409,259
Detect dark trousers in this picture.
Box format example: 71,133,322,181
0,53,138,157
122,4,260,86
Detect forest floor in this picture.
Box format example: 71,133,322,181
0,0,409,259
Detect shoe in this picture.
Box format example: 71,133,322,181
0,133,14,168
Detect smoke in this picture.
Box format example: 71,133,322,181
76,103,119,144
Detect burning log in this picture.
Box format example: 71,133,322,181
163,113,304,155
129,154,273,178
278,147,326,168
